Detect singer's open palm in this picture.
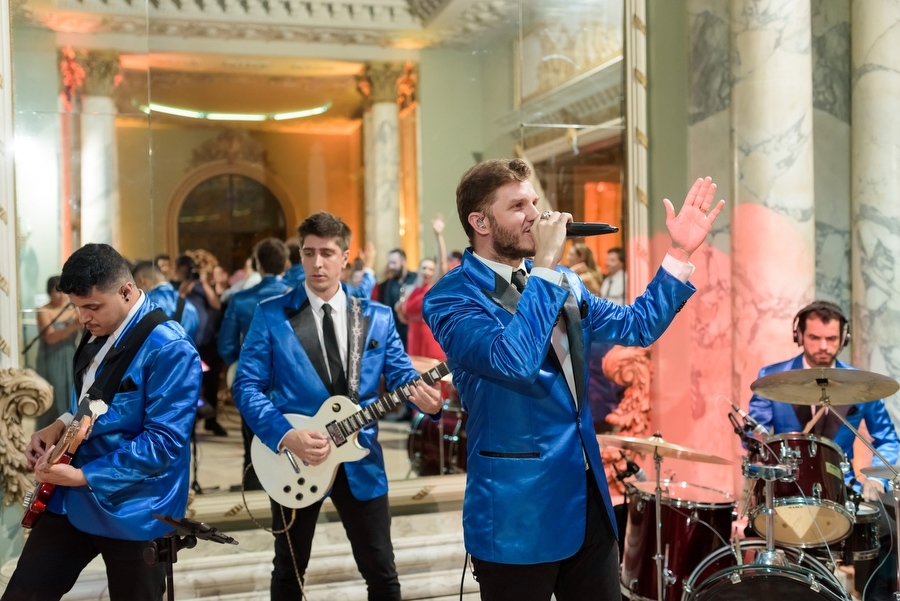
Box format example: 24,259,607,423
664,177,725,260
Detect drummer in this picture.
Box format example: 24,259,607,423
748,300,899,599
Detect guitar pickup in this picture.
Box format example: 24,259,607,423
326,422,346,447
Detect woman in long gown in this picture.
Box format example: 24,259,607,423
34,275,81,429
401,215,448,361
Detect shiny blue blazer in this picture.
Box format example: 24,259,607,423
48,297,202,541
145,282,199,343
281,265,376,299
233,283,420,501
217,275,290,365
748,354,899,481
422,249,694,564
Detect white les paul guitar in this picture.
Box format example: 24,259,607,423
251,361,450,509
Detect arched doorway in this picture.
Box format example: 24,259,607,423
178,173,287,273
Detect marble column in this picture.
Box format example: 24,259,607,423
359,62,403,263
730,0,816,407
79,50,120,248
850,0,900,426
812,0,851,311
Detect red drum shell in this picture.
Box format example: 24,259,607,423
407,408,467,476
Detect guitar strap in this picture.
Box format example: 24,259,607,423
86,309,170,405
346,296,364,404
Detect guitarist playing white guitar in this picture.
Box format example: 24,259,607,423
233,212,442,601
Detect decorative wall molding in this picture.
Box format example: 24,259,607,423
0,368,52,507
0,0,19,367
189,129,271,170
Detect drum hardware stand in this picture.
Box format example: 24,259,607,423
438,406,446,475
650,431,674,601
743,461,793,567
813,384,900,600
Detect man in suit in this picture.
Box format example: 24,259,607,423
748,300,899,600
132,260,200,343
283,237,379,299
233,212,442,601
3,244,202,601
218,237,291,490
422,159,723,601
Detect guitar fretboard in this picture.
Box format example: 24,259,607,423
333,362,449,438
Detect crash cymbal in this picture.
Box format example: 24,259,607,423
860,464,900,480
596,434,732,465
750,368,899,406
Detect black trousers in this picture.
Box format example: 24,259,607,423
1,512,165,601
269,464,400,601
471,470,621,601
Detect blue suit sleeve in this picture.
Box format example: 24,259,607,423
80,337,202,496
217,301,241,365
864,400,899,468
180,300,200,344
347,271,376,299
232,306,295,452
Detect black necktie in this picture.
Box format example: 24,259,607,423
74,335,109,393
511,269,527,293
321,305,347,395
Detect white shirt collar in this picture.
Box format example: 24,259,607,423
472,252,527,283
304,282,347,316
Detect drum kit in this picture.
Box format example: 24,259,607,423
406,356,467,477
601,367,900,601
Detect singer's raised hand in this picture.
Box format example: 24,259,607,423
664,177,725,262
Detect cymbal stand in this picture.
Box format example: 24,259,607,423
816,383,900,600
653,445,664,601
743,459,792,566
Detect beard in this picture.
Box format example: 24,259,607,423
488,215,534,261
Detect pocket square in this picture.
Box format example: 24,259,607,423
118,377,138,393
580,300,589,319
366,339,380,350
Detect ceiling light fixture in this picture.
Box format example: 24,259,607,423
139,101,333,122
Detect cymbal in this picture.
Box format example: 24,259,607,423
750,368,899,406
860,464,900,480
409,356,452,382
596,434,732,465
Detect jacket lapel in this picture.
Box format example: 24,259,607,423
560,277,585,404
482,271,521,315
285,299,332,393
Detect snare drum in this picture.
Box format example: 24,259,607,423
621,481,735,601
748,433,853,547
682,539,846,601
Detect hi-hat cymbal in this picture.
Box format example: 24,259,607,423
750,368,899,406
596,434,732,465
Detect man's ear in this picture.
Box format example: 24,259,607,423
342,249,350,269
468,213,487,235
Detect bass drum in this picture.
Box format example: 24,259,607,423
682,539,847,601
407,406,467,476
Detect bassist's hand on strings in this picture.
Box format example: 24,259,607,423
407,380,442,415
282,429,331,466
33,449,88,487
24,420,66,470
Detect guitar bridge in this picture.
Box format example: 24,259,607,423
326,421,346,447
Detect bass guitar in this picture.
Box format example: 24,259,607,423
252,361,450,509
21,398,108,528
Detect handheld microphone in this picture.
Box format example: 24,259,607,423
730,401,769,438
565,222,619,238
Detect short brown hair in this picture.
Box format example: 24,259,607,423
298,212,352,251
456,158,531,243
254,238,289,275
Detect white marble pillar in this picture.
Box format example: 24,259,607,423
730,0,817,405
850,0,900,425
79,51,120,248
812,0,851,312
0,0,17,367
359,62,402,262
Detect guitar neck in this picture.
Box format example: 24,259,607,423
337,362,449,436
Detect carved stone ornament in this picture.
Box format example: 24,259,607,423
80,50,121,97
599,345,652,494
189,130,270,170
0,368,52,507
360,62,407,105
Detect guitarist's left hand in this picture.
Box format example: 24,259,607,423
407,380,442,415
34,448,88,487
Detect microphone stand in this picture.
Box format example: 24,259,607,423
145,514,238,601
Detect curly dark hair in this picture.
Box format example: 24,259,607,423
58,244,133,297
456,158,531,243
298,212,352,251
